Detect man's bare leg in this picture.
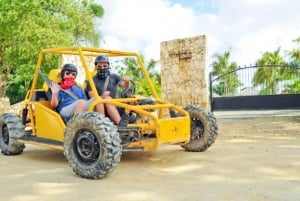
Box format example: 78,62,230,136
105,104,121,125
95,103,105,115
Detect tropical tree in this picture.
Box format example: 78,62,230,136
0,0,104,103
211,49,241,96
253,48,287,95
288,37,300,65
283,37,300,93
114,55,161,97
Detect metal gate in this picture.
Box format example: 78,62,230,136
210,64,300,111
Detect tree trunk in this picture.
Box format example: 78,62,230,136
0,82,6,97
0,56,11,97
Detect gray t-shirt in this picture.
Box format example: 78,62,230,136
85,74,121,98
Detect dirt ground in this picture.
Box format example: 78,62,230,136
0,110,300,201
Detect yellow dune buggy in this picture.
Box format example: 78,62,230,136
0,47,218,179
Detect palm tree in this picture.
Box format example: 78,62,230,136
288,37,300,65
253,47,286,94
284,37,300,93
211,49,241,96
115,54,161,97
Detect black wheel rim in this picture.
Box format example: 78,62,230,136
73,130,100,164
190,117,204,140
2,125,9,145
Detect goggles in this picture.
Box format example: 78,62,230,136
65,71,77,76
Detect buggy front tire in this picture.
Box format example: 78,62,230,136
0,113,25,155
182,105,218,152
64,112,122,179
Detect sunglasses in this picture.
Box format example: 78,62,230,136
65,71,77,76
97,64,109,69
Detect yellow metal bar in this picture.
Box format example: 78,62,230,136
17,140,63,151
40,46,139,57
124,138,159,151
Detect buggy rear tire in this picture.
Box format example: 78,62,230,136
0,113,25,155
63,112,122,179
182,105,218,152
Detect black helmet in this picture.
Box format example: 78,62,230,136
62,63,78,73
61,63,78,78
94,55,109,65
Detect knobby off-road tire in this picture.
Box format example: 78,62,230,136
0,113,25,155
64,112,122,179
182,105,218,152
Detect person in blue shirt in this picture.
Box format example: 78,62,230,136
50,63,92,121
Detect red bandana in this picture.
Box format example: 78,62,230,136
60,77,75,89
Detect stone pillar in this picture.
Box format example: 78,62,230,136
160,35,209,109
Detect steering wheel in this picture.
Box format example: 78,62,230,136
116,79,137,123
116,79,136,98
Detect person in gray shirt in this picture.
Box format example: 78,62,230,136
85,55,130,127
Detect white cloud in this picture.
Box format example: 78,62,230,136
96,0,300,67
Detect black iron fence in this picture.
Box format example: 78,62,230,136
209,64,300,111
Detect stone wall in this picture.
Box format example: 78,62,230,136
0,98,11,113
0,98,22,114
160,35,209,109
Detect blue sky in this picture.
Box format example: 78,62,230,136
170,0,217,13
97,0,300,68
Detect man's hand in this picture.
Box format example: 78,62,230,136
50,82,60,107
50,82,60,95
122,76,130,88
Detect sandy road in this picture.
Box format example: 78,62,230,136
0,110,300,201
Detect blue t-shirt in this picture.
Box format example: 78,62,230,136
56,85,87,112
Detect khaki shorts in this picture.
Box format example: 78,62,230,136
60,98,94,119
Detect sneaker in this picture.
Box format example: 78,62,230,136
128,112,137,123
119,112,129,127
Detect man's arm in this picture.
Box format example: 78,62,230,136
119,76,130,88
50,82,60,107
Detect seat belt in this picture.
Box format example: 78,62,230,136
38,69,79,100
102,75,110,95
